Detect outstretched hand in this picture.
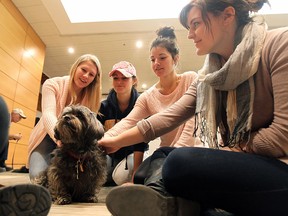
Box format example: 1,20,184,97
98,136,121,154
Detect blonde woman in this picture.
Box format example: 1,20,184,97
28,54,102,182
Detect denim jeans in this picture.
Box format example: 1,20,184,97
29,135,56,181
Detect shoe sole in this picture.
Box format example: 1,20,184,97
0,183,52,216
106,185,176,216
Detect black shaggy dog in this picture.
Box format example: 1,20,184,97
38,105,107,205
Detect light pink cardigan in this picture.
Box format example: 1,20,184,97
106,71,201,148
27,76,71,166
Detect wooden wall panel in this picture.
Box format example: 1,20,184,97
0,47,20,81
1,0,29,29
26,26,46,67
0,72,17,99
14,84,39,111
0,0,46,167
9,123,32,147
18,67,41,95
21,54,44,82
0,4,26,62
8,143,28,168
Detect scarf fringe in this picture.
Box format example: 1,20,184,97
194,113,220,149
194,112,251,149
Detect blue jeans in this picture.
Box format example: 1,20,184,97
162,147,288,216
29,135,56,181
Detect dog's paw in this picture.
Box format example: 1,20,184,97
82,195,99,203
54,196,72,205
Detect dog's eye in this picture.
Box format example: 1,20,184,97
76,113,84,120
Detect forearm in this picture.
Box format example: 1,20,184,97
117,127,145,147
99,126,145,154
132,151,144,182
105,102,149,137
137,91,196,143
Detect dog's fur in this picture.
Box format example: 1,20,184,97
37,105,107,205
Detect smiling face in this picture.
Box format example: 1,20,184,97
112,71,134,95
186,7,222,55
185,6,236,59
150,46,177,78
73,60,98,92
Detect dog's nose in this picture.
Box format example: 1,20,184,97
64,115,71,121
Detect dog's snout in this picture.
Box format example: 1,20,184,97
64,115,71,121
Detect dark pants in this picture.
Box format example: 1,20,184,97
134,147,174,184
0,96,10,156
163,147,288,216
0,142,8,166
0,97,9,166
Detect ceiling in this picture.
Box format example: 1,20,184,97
12,0,288,94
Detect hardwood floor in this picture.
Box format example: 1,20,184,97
0,172,112,216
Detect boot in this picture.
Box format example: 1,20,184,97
106,157,200,216
145,157,200,216
0,184,52,216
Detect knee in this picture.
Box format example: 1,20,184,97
162,148,202,182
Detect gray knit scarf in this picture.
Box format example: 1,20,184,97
195,19,267,148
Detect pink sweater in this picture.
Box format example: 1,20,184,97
106,71,201,148
28,76,72,165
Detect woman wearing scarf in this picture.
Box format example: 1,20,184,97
100,0,288,215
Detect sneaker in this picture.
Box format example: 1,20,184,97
0,167,6,173
0,184,52,216
5,166,13,171
106,184,176,216
0,163,13,172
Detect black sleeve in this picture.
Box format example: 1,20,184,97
133,142,149,152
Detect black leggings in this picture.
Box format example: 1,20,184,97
162,147,288,216
0,97,9,159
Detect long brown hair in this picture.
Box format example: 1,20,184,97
179,0,270,31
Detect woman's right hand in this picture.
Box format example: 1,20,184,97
98,136,121,154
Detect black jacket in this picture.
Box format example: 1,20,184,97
98,88,148,160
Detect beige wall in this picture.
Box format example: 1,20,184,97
0,0,45,168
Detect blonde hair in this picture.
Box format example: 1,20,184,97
68,54,102,113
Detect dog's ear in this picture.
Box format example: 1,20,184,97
85,112,104,140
